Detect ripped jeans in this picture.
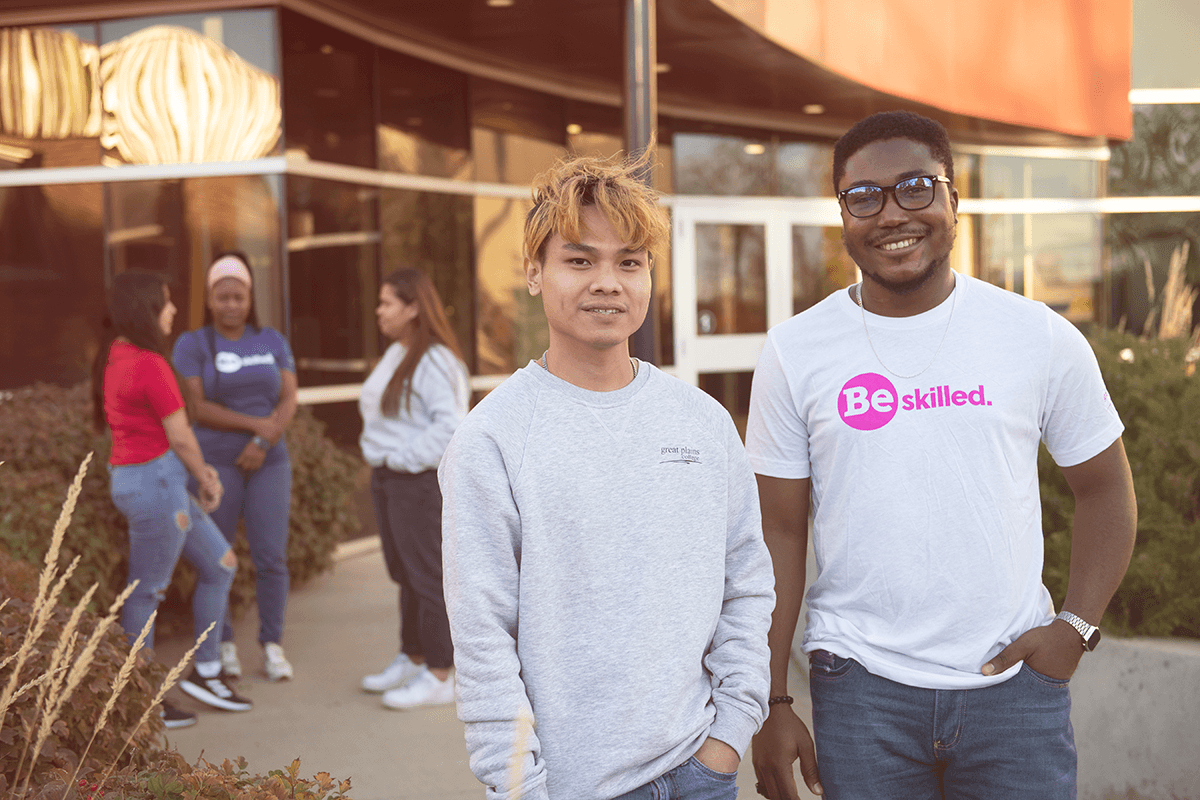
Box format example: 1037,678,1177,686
110,450,234,664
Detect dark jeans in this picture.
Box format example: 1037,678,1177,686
205,454,292,645
809,650,1076,800
610,756,738,800
370,467,454,670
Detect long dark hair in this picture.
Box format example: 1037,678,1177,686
380,268,465,416
201,251,260,331
91,270,189,432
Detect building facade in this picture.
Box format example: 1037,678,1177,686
1,0,1188,439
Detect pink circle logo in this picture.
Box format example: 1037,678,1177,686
838,373,899,430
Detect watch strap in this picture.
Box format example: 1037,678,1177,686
1055,611,1100,651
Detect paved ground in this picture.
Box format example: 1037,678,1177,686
158,541,819,800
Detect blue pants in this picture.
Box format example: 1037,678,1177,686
371,467,453,670
611,755,739,799
206,454,292,645
110,450,234,664
808,650,1076,800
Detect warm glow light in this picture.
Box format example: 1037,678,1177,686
487,0,515,7
803,104,825,115
655,63,671,73
320,44,334,55
743,143,766,155
566,123,583,135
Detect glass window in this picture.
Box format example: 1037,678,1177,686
380,189,476,371
792,226,857,315
282,10,374,168
980,213,1103,323
674,133,775,196
107,175,285,334
0,182,104,388
471,78,567,185
0,25,102,169
286,177,380,386
698,371,753,438
695,223,767,335
979,156,1101,199
778,142,833,197
99,11,281,165
378,49,471,179
474,195,543,374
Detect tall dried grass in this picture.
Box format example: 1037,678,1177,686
0,455,206,799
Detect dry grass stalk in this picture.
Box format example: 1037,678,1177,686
31,454,92,627
1158,242,1195,340
97,620,216,790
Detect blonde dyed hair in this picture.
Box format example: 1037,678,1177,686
524,149,669,265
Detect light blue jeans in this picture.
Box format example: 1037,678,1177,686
205,454,292,645
611,755,739,799
808,649,1076,800
110,450,235,664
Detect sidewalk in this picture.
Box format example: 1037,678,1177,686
157,540,819,800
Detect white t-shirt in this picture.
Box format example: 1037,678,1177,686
745,273,1124,689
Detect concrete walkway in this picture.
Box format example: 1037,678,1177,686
157,540,820,800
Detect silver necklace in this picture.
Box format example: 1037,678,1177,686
853,280,956,380
539,350,639,380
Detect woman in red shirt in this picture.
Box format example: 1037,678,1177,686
92,270,253,727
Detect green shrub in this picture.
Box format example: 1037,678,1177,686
1040,328,1200,638
0,383,361,635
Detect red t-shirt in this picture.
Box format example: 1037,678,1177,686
104,341,185,465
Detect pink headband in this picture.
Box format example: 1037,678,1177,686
207,256,252,289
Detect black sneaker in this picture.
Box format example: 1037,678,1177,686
160,701,198,729
179,668,253,712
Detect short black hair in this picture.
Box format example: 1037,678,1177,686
832,110,954,193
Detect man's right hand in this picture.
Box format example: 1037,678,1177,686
751,706,822,799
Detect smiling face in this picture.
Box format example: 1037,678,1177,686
839,138,958,304
157,285,176,336
376,283,419,342
526,205,650,359
207,276,252,332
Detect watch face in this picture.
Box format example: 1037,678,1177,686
1086,628,1102,651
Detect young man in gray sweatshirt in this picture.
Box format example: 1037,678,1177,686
439,152,776,800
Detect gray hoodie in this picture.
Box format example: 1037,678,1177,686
440,361,774,800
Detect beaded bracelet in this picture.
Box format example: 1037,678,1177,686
767,695,794,706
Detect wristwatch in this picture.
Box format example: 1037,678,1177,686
1055,611,1101,651
251,435,271,450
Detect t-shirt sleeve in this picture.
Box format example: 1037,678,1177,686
1041,312,1125,467
141,352,185,420
269,328,297,372
172,330,205,378
746,334,811,479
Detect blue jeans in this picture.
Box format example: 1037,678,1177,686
808,650,1076,800
110,450,235,664
610,755,738,800
205,454,292,645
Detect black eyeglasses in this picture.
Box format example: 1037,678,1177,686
837,175,952,218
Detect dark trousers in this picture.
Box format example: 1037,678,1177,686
370,467,454,670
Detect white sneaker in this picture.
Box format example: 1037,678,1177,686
263,643,294,682
380,667,454,709
361,653,423,693
220,642,241,678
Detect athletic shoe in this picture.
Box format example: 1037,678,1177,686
263,642,294,682
361,653,423,693
380,667,454,709
220,642,242,679
159,702,197,729
179,668,253,712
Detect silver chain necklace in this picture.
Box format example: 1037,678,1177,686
853,280,957,380
539,349,639,381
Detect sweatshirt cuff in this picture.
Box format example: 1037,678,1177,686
707,702,762,759
485,776,550,800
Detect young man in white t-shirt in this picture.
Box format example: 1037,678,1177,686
440,152,775,800
745,110,1137,800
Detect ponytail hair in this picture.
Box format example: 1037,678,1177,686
379,268,465,416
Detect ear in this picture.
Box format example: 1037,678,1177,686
525,258,543,297
949,187,959,224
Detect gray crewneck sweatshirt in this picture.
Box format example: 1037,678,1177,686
439,361,774,800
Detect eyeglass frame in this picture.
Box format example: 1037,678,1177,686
837,175,953,218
